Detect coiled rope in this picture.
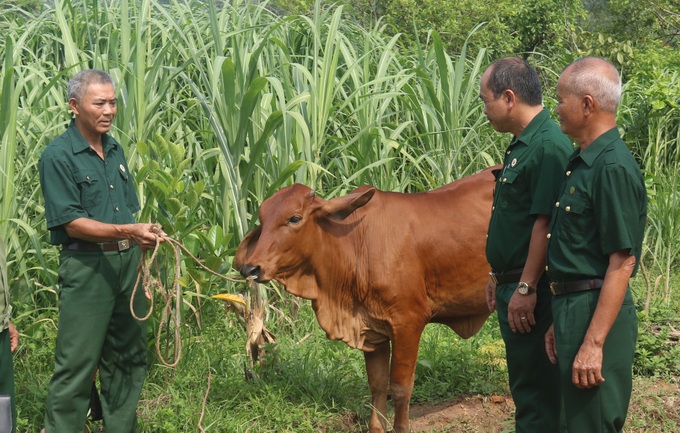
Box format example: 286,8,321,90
131,233,244,367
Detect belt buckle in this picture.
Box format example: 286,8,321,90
489,272,498,284
117,239,131,251
549,282,557,296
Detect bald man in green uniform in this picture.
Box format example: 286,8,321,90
481,57,572,432
545,57,647,433
39,70,166,433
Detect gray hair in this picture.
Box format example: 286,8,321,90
562,57,622,113
67,69,116,101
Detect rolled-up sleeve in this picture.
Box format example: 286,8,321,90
39,150,88,229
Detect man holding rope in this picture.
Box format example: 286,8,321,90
39,69,165,433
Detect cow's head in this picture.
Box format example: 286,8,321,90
235,184,375,283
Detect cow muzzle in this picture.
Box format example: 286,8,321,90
239,264,264,281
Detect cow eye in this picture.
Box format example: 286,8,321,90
287,215,302,225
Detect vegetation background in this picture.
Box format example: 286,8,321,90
0,0,678,431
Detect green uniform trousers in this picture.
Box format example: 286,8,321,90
0,328,16,433
44,246,147,433
552,288,637,433
496,283,562,433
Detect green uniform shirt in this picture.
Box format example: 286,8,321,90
39,120,139,245
547,127,647,281
486,108,573,272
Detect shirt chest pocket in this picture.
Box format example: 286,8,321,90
74,170,101,209
557,193,591,243
496,168,521,209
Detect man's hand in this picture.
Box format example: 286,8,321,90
64,218,168,249
485,279,497,312
8,321,18,352
545,324,557,364
508,289,536,333
572,340,605,388
130,223,167,251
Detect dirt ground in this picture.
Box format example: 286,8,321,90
409,394,515,433
406,377,680,433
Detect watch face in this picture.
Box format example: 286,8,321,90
518,282,529,295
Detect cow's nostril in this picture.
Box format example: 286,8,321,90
240,264,260,279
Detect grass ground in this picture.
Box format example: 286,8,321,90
12,293,679,432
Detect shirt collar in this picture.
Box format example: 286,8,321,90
571,127,620,167
66,119,119,155
510,107,551,148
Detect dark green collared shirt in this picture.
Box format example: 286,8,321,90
486,108,573,272
547,127,647,281
39,120,139,245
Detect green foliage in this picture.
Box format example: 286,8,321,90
501,0,586,55
571,31,636,71
620,69,680,302
413,318,508,401
0,0,42,26
607,0,680,47
634,307,680,377
399,26,495,187
12,300,510,432
265,0,588,58
626,376,680,433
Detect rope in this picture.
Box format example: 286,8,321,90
131,233,244,367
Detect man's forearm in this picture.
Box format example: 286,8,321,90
520,214,550,287
64,218,136,242
582,250,635,347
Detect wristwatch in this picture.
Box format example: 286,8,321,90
517,281,536,295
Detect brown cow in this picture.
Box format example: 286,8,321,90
234,166,497,433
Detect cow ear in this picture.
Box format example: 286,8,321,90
322,188,376,221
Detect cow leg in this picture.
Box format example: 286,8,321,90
364,341,391,433
389,326,425,433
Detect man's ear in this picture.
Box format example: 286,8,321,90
583,95,594,114
503,89,517,106
68,98,79,115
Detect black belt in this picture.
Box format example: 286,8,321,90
549,279,604,296
63,240,133,252
489,268,523,285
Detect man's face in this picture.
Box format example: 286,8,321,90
69,82,117,137
479,70,511,133
555,73,581,139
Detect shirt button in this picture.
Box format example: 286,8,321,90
502,178,507,183
506,150,511,155
565,206,571,212
555,201,560,207
115,207,119,212
547,233,551,239
109,184,114,189
545,265,549,272
566,170,572,176
492,206,495,211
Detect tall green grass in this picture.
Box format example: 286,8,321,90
622,70,680,310
1,0,498,251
